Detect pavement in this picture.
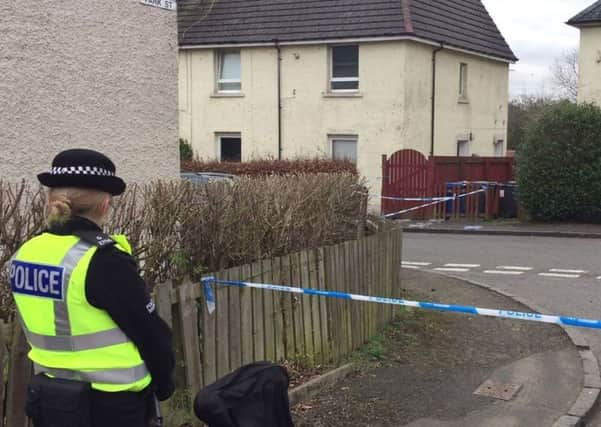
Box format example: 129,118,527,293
402,270,586,427
399,219,601,239
293,268,588,427
400,219,601,426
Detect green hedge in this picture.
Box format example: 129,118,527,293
517,101,601,222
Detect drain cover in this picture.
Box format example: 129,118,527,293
474,380,522,401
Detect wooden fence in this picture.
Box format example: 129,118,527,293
154,226,402,395
0,226,402,425
382,149,514,219
431,156,514,185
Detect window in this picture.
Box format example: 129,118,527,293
330,135,358,163
330,45,359,91
494,137,505,157
457,139,470,156
218,134,242,162
216,50,241,92
459,63,468,99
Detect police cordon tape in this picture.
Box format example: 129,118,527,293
201,277,601,330
383,188,486,218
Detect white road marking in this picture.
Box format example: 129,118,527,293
484,270,524,275
496,266,533,271
402,261,432,266
434,267,470,272
444,263,480,268
549,269,589,274
402,265,421,270
539,273,581,279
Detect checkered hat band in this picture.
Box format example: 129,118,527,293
51,166,115,177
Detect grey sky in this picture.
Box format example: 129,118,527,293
482,0,591,98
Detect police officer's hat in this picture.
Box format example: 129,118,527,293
37,149,126,196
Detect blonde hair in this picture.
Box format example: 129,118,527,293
46,187,110,228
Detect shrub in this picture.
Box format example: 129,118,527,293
179,138,193,161
0,182,46,317
0,174,368,316
181,157,357,176
516,101,601,222
111,174,368,285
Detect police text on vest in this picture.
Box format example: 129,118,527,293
10,261,64,300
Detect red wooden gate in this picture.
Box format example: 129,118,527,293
381,150,515,219
381,149,432,219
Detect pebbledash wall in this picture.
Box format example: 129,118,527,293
0,1,179,183
179,40,509,197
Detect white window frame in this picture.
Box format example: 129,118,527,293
330,45,359,92
457,139,470,157
215,50,242,93
216,132,242,162
459,63,468,99
329,135,358,163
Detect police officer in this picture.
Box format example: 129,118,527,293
10,149,175,426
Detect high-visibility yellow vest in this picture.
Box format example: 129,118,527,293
9,233,152,392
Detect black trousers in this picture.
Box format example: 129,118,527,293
90,388,152,427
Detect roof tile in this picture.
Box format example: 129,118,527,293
568,0,601,26
178,0,517,61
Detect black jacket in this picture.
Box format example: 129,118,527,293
47,217,175,401
194,361,294,427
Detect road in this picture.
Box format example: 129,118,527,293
402,233,601,425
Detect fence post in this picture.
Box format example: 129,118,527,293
0,321,7,427
381,154,388,215
261,258,277,362
177,280,203,394
316,248,330,364
250,261,265,362
6,323,31,427
154,280,173,329
240,264,254,366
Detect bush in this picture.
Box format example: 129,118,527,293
0,182,46,317
0,174,368,316
181,157,357,176
179,138,193,161
516,101,601,222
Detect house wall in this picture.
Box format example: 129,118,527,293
1,1,179,184
403,43,509,157
578,26,601,104
179,40,509,198
179,49,279,159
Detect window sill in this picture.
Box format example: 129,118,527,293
323,92,363,98
211,93,245,98
458,97,470,104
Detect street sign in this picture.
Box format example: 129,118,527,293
140,0,177,11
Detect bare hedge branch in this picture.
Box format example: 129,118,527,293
0,174,368,316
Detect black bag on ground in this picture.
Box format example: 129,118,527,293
194,361,294,427
26,373,92,427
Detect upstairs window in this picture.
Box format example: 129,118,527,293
459,63,468,99
330,45,359,91
216,50,241,92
